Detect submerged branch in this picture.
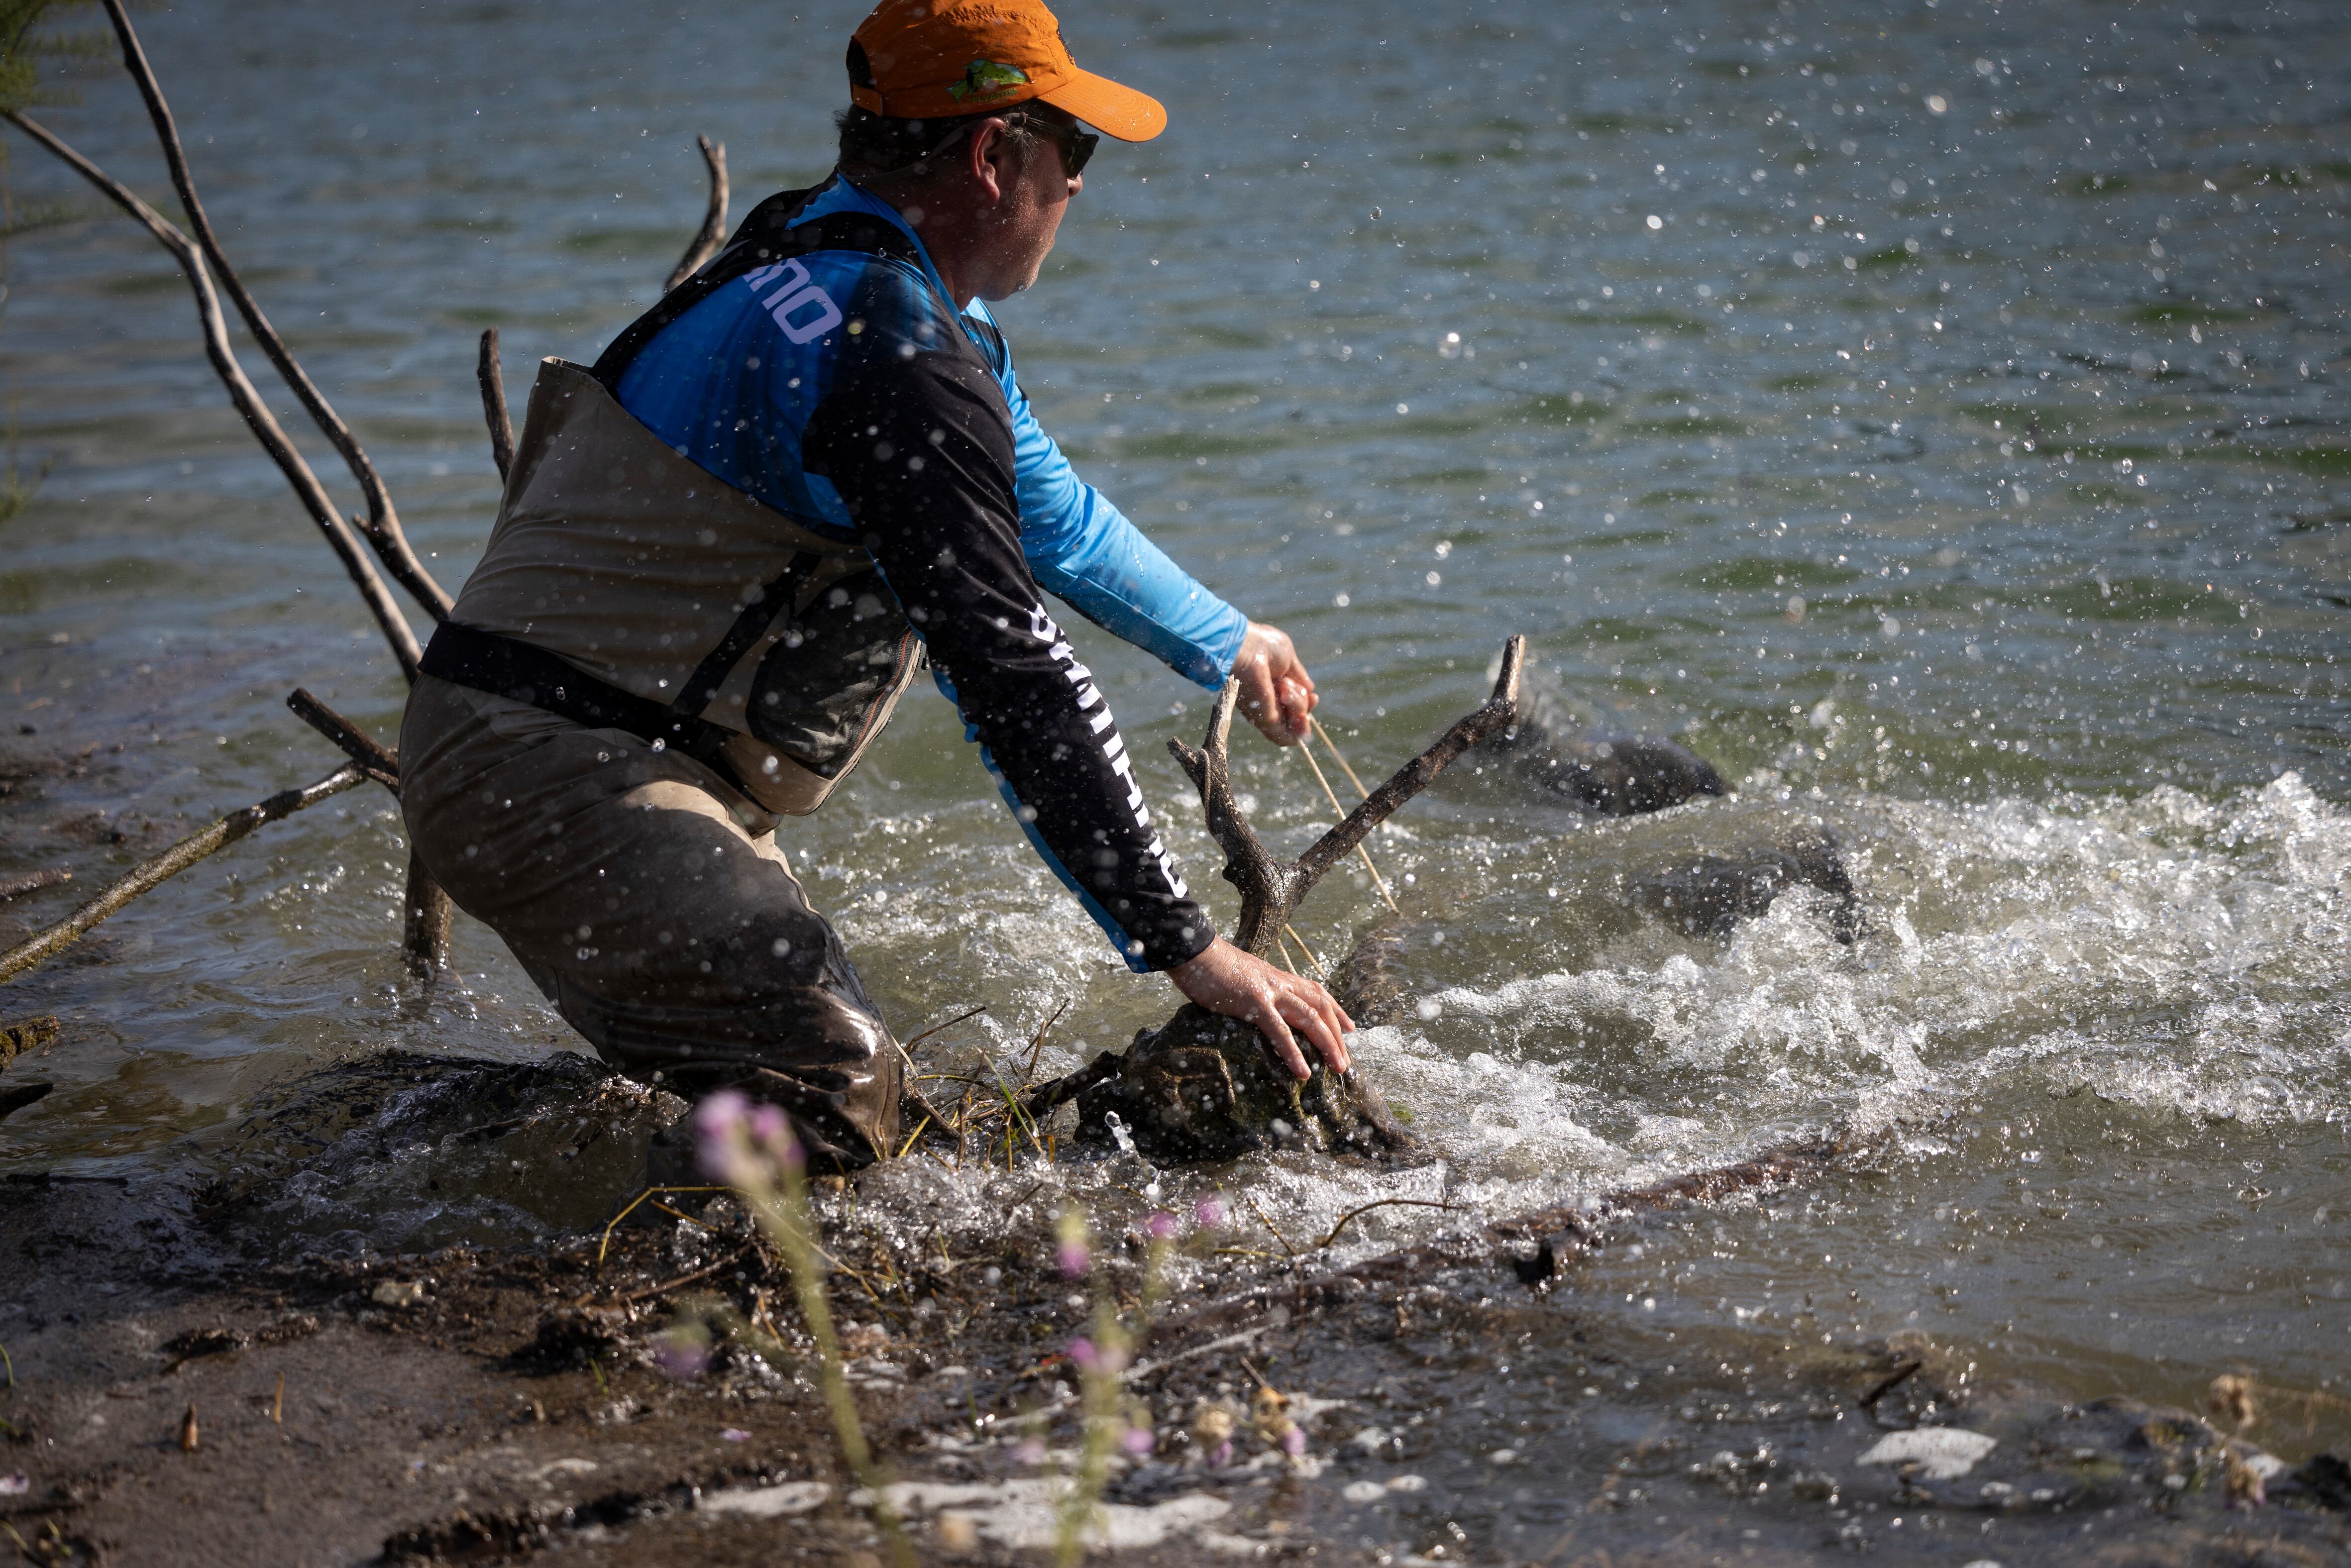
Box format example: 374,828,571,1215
0,110,422,678
664,135,729,292
402,857,454,978
0,765,367,985
1168,635,1526,957
96,0,452,624
0,869,71,902
281,689,451,975
477,328,515,483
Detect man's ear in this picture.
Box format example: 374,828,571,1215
963,117,1015,205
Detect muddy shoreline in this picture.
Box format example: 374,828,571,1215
5,1079,2348,1568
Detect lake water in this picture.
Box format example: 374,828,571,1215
3,0,2348,1553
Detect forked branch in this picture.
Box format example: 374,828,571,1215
1169,635,1525,956
96,0,453,624
0,109,423,678
1167,680,1288,953
1294,634,1524,889
665,135,730,292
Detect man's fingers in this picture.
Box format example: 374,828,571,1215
1276,975,1350,1075
1253,994,1310,1078
1276,677,1314,738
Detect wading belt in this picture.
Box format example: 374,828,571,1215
421,538,829,790
419,621,745,778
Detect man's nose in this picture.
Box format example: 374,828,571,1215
1066,172,1083,198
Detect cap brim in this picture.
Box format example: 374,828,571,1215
1037,67,1166,141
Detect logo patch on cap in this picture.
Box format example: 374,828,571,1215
946,58,1029,102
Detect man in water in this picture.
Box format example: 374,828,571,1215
399,0,1351,1165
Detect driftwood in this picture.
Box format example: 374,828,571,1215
287,688,401,791
0,1013,59,1065
402,856,455,977
1176,635,1524,959
665,135,731,292
3,4,479,971
0,766,367,985
91,0,452,624
1044,638,1527,1163
284,690,452,976
0,109,424,678
0,868,71,901
0,1011,57,1119
1133,1124,1887,1362
477,328,516,484
0,12,768,993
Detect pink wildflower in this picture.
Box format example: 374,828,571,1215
1056,1209,1090,1278
1281,1427,1307,1458
694,1090,756,1185
1145,1209,1179,1242
653,1334,710,1381
1193,1194,1228,1231
1120,1425,1156,1458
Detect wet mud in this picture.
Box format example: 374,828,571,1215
4,1050,2346,1567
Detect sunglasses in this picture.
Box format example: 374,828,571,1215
1012,113,1098,179
911,112,1096,179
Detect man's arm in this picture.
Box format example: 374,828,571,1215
996,356,1246,684
998,353,1319,744
805,348,1210,972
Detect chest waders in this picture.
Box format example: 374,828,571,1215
400,188,988,1167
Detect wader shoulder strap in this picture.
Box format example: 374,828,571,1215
590,177,926,390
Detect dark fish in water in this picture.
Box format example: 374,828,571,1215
1478,685,1725,816
1634,827,1863,944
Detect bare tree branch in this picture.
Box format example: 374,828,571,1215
287,688,400,790
477,328,515,484
0,766,367,986
1292,634,1524,889
1167,679,1292,955
0,869,71,902
665,135,729,292
1,110,423,678
283,689,452,976
1167,636,1526,958
95,0,453,623
402,855,453,977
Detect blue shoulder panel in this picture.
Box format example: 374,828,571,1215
615,180,1245,689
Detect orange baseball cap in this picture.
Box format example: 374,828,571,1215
847,0,1167,142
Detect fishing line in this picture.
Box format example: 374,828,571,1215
1296,724,1401,914
1282,921,1327,978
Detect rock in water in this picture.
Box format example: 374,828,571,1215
1634,828,1863,943
1075,1004,1415,1164
1480,685,1724,815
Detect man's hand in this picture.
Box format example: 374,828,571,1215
1234,621,1317,746
1168,937,1355,1080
